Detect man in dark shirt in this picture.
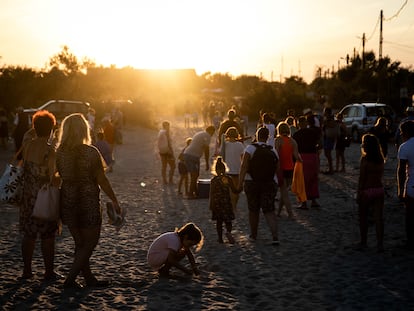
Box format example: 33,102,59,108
217,109,242,147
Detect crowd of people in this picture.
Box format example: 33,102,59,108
157,103,414,255
1,98,414,289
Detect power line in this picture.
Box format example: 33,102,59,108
394,19,414,41
384,40,414,50
384,0,409,21
355,2,411,58
366,14,380,41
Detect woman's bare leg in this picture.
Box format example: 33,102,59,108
65,226,100,285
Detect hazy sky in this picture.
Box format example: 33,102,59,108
1,0,413,83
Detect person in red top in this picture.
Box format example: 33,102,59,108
275,122,302,218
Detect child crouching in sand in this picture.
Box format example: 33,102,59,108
147,222,204,277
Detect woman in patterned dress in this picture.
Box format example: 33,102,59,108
56,113,121,290
20,110,60,280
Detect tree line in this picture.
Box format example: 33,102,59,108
1,46,413,127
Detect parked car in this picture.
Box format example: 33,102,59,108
24,99,90,123
338,103,397,142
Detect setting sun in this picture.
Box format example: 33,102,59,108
55,0,285,74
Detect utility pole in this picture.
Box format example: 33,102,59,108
379,10,383,59
280,55,284,83
378,10,384,103
362,33,366,69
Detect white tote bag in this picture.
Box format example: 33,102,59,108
32,184,60,221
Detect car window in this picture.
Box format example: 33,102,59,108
341,107,350,118
370,107,385,118
44,102,62,115
366,107,376,117
377,107,386,117
63,103,81,113
349,106,360,117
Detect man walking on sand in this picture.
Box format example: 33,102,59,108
183,126,216,199
238,126,280,244
397,120,414,250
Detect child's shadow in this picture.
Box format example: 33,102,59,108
147,273,203,310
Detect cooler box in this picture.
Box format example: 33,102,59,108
197,179,210,199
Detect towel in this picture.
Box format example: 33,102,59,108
291,161,307,203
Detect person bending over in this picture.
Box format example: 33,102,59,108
147,223,204,277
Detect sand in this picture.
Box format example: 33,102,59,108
1,118,414,310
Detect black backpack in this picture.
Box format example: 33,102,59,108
248,143,278,182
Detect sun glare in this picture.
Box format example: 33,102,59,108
53,0,296,75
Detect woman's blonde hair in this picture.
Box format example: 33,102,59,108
58,113,91,149
277,121,290,136
225,126,240,140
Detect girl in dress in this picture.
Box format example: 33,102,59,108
209,157,238,244
357,134,385,252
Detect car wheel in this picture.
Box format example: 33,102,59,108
352,128,359,142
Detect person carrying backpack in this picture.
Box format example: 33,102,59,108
238,126,280,245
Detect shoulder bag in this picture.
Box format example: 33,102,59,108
31,143,60,221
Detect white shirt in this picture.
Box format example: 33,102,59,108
223,141,245,175
398,137,414,198
264,123,276,147
147,232,181,270
184,131,212,158
157,129,170,154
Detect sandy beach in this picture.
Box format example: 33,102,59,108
1,118,414,310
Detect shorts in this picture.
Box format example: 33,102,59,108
183,154,200,173
278,169,293,186
178,161,188,175
243,180,277,213
323,138,335,151
283,169,293,180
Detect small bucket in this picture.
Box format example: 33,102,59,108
197,179,210,199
